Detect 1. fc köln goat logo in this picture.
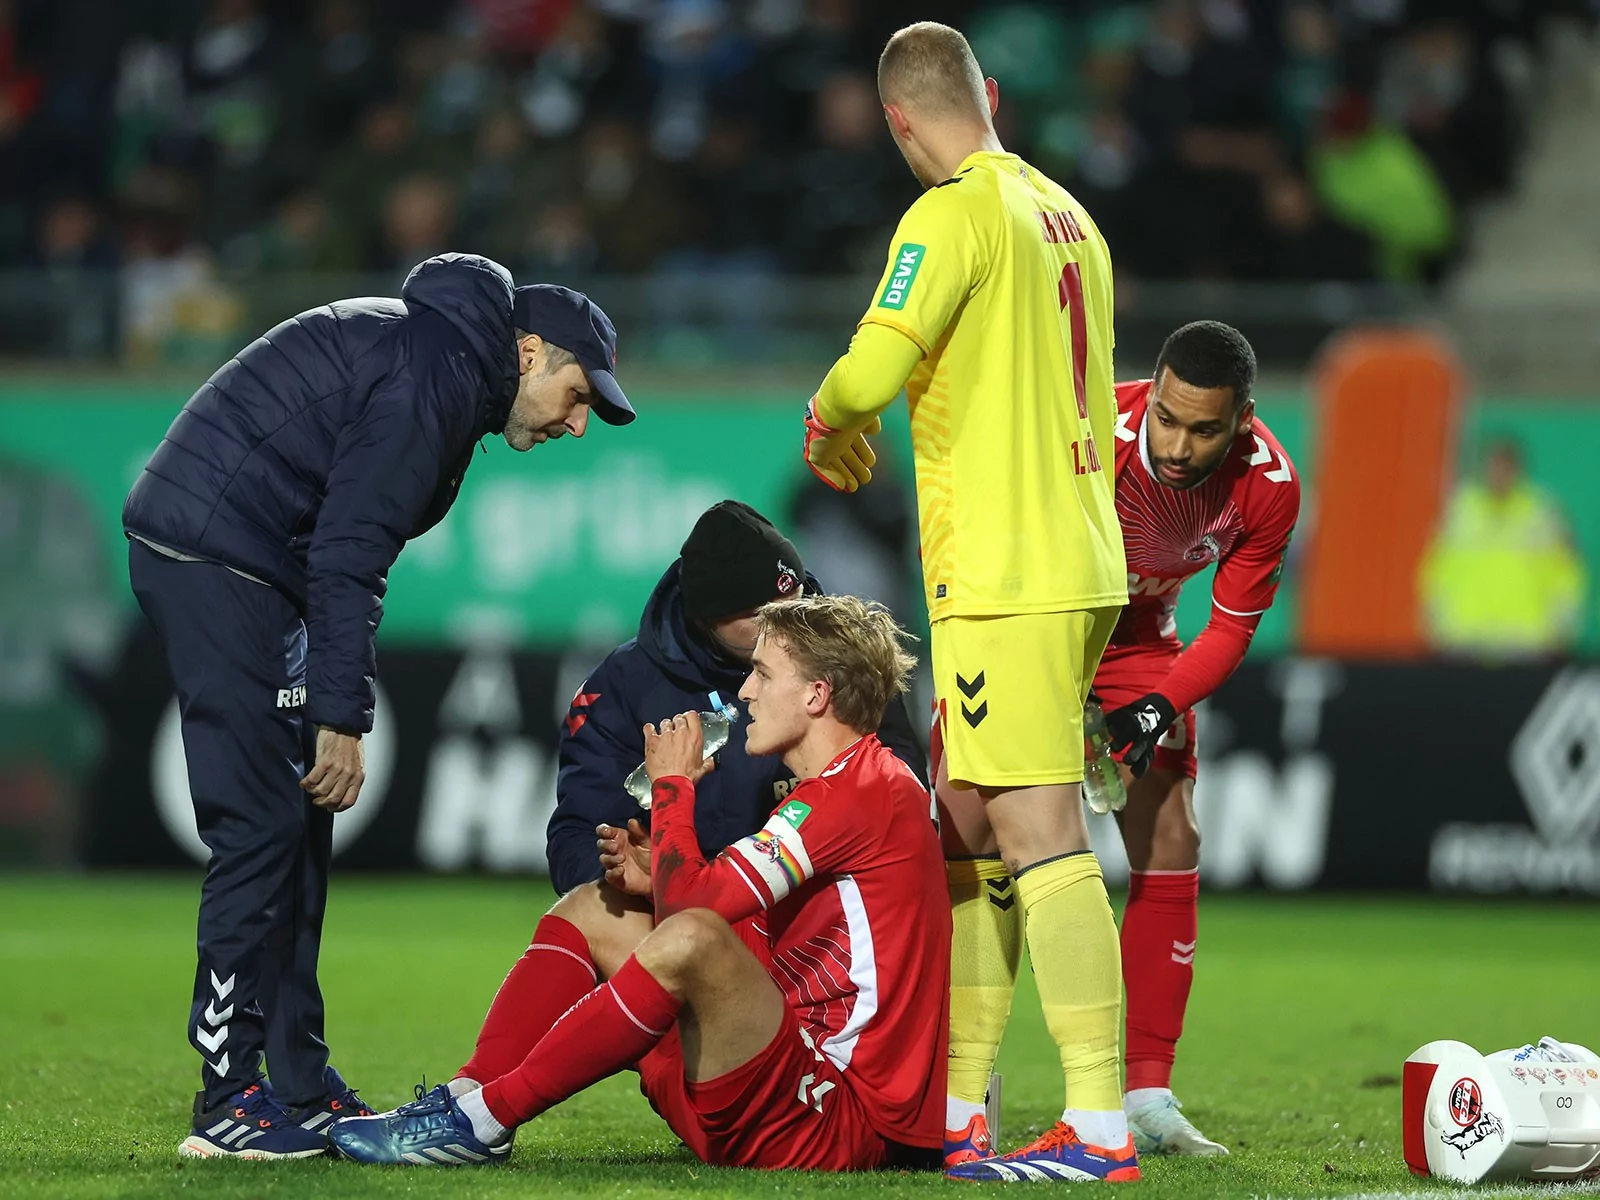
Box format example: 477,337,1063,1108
1448,1078,1483,1126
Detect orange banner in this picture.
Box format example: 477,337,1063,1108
1298,328,1464,656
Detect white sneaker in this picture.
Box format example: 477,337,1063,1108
1125,1094,1229,1156
1492,1037,1600,1065
1541,1036,1598,1064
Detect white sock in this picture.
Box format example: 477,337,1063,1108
455,1087,512,1146
1063,1107,1129,1147
1124,1086,1172,1112
447,1077,480,1098
947,1097,985,1131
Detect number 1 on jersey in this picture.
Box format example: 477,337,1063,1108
1058,261,1089,420
1071,435,1102,476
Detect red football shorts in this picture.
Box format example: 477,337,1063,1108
637,1002,890,1170
1093,644,1198,780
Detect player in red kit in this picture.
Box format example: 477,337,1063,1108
330,595,949,1171
1096,321,1300,1156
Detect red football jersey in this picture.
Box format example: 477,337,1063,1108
649,734,950,1150
1102,379,1301,710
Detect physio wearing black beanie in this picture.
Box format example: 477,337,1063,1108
679,500,805,623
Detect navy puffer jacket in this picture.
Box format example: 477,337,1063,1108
546,561,929,894
123,253,520,735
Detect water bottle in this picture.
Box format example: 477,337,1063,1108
625,700,739,809
1081,700,1127,816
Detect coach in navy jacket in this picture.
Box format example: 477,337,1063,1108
547,500,927,894
123,253,633,1155
125,253,631,735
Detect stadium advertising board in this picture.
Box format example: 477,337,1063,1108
78,631,1600,895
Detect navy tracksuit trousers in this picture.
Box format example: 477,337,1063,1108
128,540,333,1109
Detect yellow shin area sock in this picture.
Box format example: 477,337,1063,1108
946,857,1023,1106
1015,851,1124,1113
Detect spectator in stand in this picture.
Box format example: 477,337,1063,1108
243,186,362,273
117,164,240,365
379,173,457,278
1276,0,1339,156
0,0,43,265
514,200,599,277
182,0,300,245
299,0,390,158
578,117,682,272
1308,88,1454,281
33,194,117,272
1376,17,1515,208
785,71,907,274
28,194,120,355
1420,437,1587,661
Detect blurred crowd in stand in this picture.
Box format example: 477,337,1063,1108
1,0,1586,304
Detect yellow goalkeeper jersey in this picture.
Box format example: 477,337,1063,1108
859,150,1126,621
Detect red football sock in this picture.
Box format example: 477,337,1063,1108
458,915,596,1085
1121,869,1200,1092
480,954,680,1128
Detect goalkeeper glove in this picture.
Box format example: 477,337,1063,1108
804,398,880,493
1104,693,1177,779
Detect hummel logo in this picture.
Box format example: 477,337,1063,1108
956,672,985,699
986,878,1015,912
962,701,989,728
199,970,235,1081
565,690,601,736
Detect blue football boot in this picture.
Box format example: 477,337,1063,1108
329,1083,511,1166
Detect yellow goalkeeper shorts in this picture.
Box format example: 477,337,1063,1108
932,608,1119,789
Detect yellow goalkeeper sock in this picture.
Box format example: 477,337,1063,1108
946,857,1023,1107
1015,850,1123,1114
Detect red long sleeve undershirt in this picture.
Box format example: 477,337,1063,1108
648,775,765,922
1157,606,1262,714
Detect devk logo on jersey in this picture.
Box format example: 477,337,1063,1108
877,243,925,310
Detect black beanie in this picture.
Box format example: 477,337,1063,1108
679,500,805,622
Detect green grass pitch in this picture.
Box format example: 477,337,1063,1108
2,875,1597,1199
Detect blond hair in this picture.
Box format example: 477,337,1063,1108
755,595,918,734
877,21,988,120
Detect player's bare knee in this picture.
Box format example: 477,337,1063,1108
548,879,604,922
636,908,735,988
549,880,653,976
549,878,637,937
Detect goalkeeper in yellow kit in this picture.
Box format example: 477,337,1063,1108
802,22,1135,1183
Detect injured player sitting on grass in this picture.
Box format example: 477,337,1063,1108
329,595,951,1170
